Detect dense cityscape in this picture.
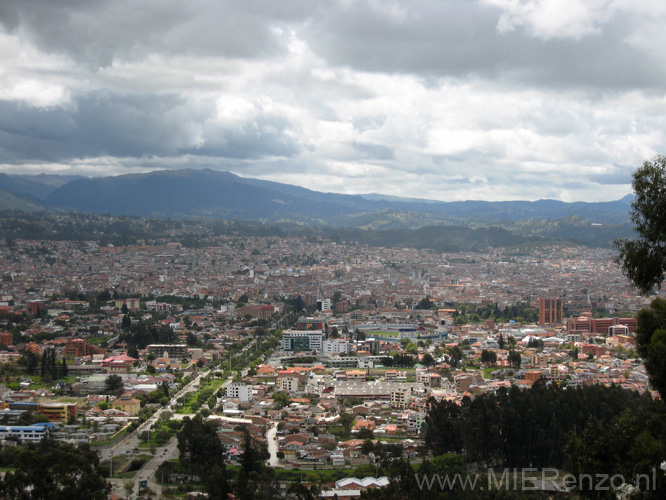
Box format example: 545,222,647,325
0,213,662,499
4,1,666,498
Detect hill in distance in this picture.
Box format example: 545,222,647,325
0,168,636,248
35,168,633,227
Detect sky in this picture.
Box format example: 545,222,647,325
1,0,665,203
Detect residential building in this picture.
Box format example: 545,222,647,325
147,344,189,360
390,387,411,409
226,383,251,402
112,395,141,416
38,403,77,424
64,338,106,358
281,330,324,352
322,339,352,356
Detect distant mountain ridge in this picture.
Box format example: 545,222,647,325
2,168,633,230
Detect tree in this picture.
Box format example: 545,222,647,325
121,314,131,330
421,352,435,367
127,345,139,359
634,297,666,400
236,427,268,499
123,480,134,500
417,297,434,310
480,349,497,365
177,416,228,491
104,374,124,395
508,350,521,369
39,349,58,382
423,398,463,455
445,345,463,368
361,438,375,455
19,350,39,375
272,391,290,409
0,440,109,499
615,155,666,294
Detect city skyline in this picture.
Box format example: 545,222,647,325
1,1,666,202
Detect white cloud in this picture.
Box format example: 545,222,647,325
487,0,616,39
0,32,73,107
1,0,666,202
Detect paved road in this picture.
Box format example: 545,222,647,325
101,369,209,497
105,340,257,496
265,423,280,467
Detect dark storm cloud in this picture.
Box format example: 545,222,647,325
0,94,191,161
0,92,300,162
4,0,661,91
301,0,666,91
0,0,307,67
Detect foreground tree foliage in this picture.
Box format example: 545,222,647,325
361,456,548,500
615,155,666,294
0,439,109,499
424,381,661,469
635,297,666,400
177,416,229,500
565,409,666,499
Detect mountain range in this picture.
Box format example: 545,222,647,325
0,168,636,248
0,168,632,223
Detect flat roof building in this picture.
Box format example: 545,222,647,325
281,330,324,352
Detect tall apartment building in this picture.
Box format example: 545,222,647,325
316,299,331,312
539,298,563,326
390,387,411,409
281,330,324,352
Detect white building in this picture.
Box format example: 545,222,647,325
226,383,251,402
322,339,352,356
0,424,52,443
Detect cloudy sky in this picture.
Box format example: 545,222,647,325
1,0,665,202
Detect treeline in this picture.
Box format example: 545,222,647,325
0,211,180,245
425,380,666,472
0,440,109,499
120,321,178,349
0,210,632,253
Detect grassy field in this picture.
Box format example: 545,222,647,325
91,425,130,448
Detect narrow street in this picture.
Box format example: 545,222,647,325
265,423,280,467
